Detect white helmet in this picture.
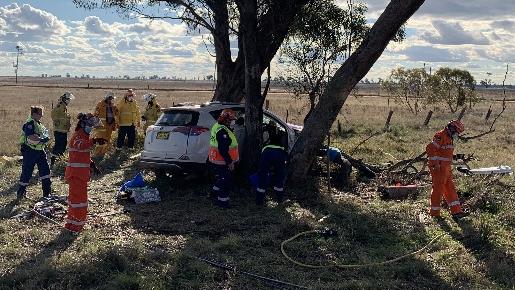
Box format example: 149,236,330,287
143,93,156,102
104,92,115,101
60,91,75,103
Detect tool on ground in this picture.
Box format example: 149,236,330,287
188,254,308,289
281,230,445,269
457,165,512,175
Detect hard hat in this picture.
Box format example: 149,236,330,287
218,108,237,122
126,89,135,97
60,91,75,102
78,112,102,128
104,92,115,101
143,93,156,102
448,120,465,134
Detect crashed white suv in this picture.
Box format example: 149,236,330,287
139,102,301,172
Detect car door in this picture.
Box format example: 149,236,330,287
143,109,199,160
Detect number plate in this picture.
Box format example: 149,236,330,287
156,131,170,140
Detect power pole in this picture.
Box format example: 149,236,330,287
13,45,23,84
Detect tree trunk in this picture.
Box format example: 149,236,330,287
238,0,263,172
289,0,425,181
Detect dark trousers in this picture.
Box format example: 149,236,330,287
256,147,287,203
18,145,51,197
117,125,136,148
334,156,352,187
52,132,68,156
211,164,233,204
51,132,67,165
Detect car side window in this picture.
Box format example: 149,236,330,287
263,114,286,132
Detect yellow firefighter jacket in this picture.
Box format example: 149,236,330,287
51,102,71,133
143,102,162,124
94,100,119,130
118,99,141,127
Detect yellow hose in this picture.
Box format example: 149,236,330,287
281,230,445,269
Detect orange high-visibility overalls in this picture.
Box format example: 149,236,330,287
64,129,94,232
426,129,463,216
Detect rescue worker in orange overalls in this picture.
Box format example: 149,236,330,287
426,120,469,220
64,113,106,233
208,109,239,208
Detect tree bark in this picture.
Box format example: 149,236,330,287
237,0,263,172
289,0,426,180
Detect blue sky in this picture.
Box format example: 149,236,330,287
0,0,514,83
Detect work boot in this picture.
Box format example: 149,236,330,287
16,190,26,199
273,191,284,203
216,198,230,209
255,191,265,206
452,211,470,221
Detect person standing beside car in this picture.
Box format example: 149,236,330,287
141,93,161,133
92,92,119,158
208,109,239,208
16,106,52,199
117,89,141,149
50,92,74,166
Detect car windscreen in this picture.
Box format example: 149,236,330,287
155,110,199,126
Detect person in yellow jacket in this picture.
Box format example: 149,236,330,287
92,92,119,157
50,92,74,166
117,89,141,149
141,93,161,133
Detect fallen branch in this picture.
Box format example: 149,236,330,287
350,131,384,154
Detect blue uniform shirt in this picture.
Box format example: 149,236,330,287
23,120,37,136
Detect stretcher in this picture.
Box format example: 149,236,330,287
457,165,513,175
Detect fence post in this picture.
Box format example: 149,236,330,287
337,119,342,135
423,110,433,126
148,84,150,90
286,110,289,123
485,105,492,122
384,110,394,131
458,107,466,121
265,100,270,110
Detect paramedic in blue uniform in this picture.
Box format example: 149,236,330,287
17,106,52,199
255,121,289,205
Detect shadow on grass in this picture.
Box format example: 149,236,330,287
0,231,77,290
114,177,451,289
439,218,515,287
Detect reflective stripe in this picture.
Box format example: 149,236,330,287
210,159,228,165
431,206,441,210
217,197,230,202
68,201,88,208
428,156,452,161
39,174,51,180
65,219,86,226
212,186,220,191
441,145,454,149
67,162,90,168
273,187,284,192
263,145,285,152
256,188,266,193
19,182,29,186
449,200,461,207
68,148,90,152
121,112,132,115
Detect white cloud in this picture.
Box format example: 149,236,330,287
83,16,111,35
0,3,69,42
422,20,489,45
400,46,470,62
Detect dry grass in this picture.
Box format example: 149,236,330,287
0,78,514,289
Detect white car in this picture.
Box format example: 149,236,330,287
139,101,301,173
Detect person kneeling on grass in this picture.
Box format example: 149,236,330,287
64,113,106,233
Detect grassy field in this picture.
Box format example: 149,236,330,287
0,79,514,289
